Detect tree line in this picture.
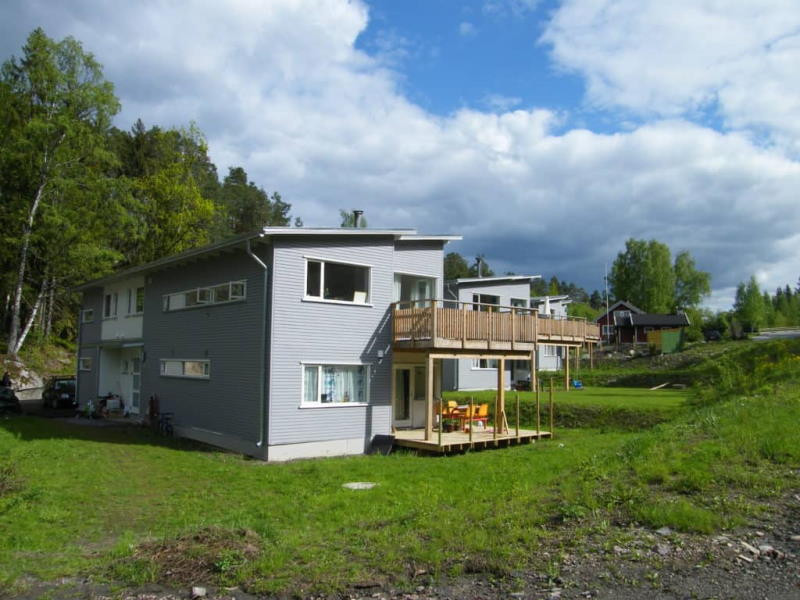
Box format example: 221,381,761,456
1,29,299,355
732,276,800,334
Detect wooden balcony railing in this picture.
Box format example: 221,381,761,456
392,299,601,350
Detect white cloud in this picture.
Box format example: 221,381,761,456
458,21,477,37
541,0,800,154
2,0,799,306
483,0,541,18
484,94,523,112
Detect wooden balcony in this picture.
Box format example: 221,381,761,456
392,300,601,352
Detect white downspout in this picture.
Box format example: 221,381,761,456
246,238,268,451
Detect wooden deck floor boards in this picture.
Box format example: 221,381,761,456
393,427,551,453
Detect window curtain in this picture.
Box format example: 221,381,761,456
322,366,364,403
304,366,319,403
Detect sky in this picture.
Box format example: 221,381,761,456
2,0,799,310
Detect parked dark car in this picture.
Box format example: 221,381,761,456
42,376,77,409
0,386,21,414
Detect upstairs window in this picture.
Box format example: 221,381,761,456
305,259,370,304
163,280,246,311
103,293,118,319
128,286,145,315
81,309,94,323
472,293,499,312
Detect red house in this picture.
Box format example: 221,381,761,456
595,300,689,345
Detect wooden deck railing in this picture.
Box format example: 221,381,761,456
392,300,600,347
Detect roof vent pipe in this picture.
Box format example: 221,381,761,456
352,210,363,228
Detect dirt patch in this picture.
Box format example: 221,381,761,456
112,527,262,588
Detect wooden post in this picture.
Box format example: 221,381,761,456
530,348,537,396
469,396,474,444
564,346,570,390
438,399,443,447
431,301,438,344
575,343,580,371
589,342,594,370
549,378,555,438
515,391,520,439
511,308,516,349
497,357,505,434
462,302,467,348
536,381,541,434
425,354,434,441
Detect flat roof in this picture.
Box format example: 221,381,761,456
450,275,541,285
74,226,460,291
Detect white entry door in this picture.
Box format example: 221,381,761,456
393,365,427,428
130,356,141,415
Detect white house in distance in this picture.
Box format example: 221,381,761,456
441,277,575,391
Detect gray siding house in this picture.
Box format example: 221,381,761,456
75,228,457,461
441,278,574,391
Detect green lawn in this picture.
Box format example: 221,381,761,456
445,386,687,429
1,340,799,595
0,418,632,594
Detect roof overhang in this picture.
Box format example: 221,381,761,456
74,227,462,292
451,275,541,285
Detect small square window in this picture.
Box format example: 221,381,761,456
79,357,93,371
81,309,94,323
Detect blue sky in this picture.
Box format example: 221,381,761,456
357,1,586,120
2,0,799,308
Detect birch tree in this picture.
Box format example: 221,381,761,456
0,28,119,354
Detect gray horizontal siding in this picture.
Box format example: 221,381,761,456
76,346,99,406
142,246,269,455
393,241,445,298
268,236,398,446
79,288,103,345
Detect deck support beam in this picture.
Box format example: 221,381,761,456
564,345,570,390
425,353,434,441
497,357,506,434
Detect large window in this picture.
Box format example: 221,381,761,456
305,259,370,304
160,359,210,379
393,273,435,307
472,293,499,312
163,280,246,311
302,364,368,405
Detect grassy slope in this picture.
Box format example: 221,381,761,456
1,339,798,595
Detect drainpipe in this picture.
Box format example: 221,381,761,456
246,238,268,452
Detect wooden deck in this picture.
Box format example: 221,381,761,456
392,300,600,351
393,427,552,453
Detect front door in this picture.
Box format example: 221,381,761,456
393,365,427,428
130,356,141,415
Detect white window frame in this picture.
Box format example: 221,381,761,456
103,292,118,319
81,309,94,323
78,356,93,371
602,324,615,336
542,345,558,357
300,361,370,407
159,358,211,379
128,286,145,315
162,280,247,312
471,358,499,370
303,256,372,306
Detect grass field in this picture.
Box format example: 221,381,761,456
445,386,687,429
1,339,799,596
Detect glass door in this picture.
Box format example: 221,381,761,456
393,368,412,427
130,356,141,414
